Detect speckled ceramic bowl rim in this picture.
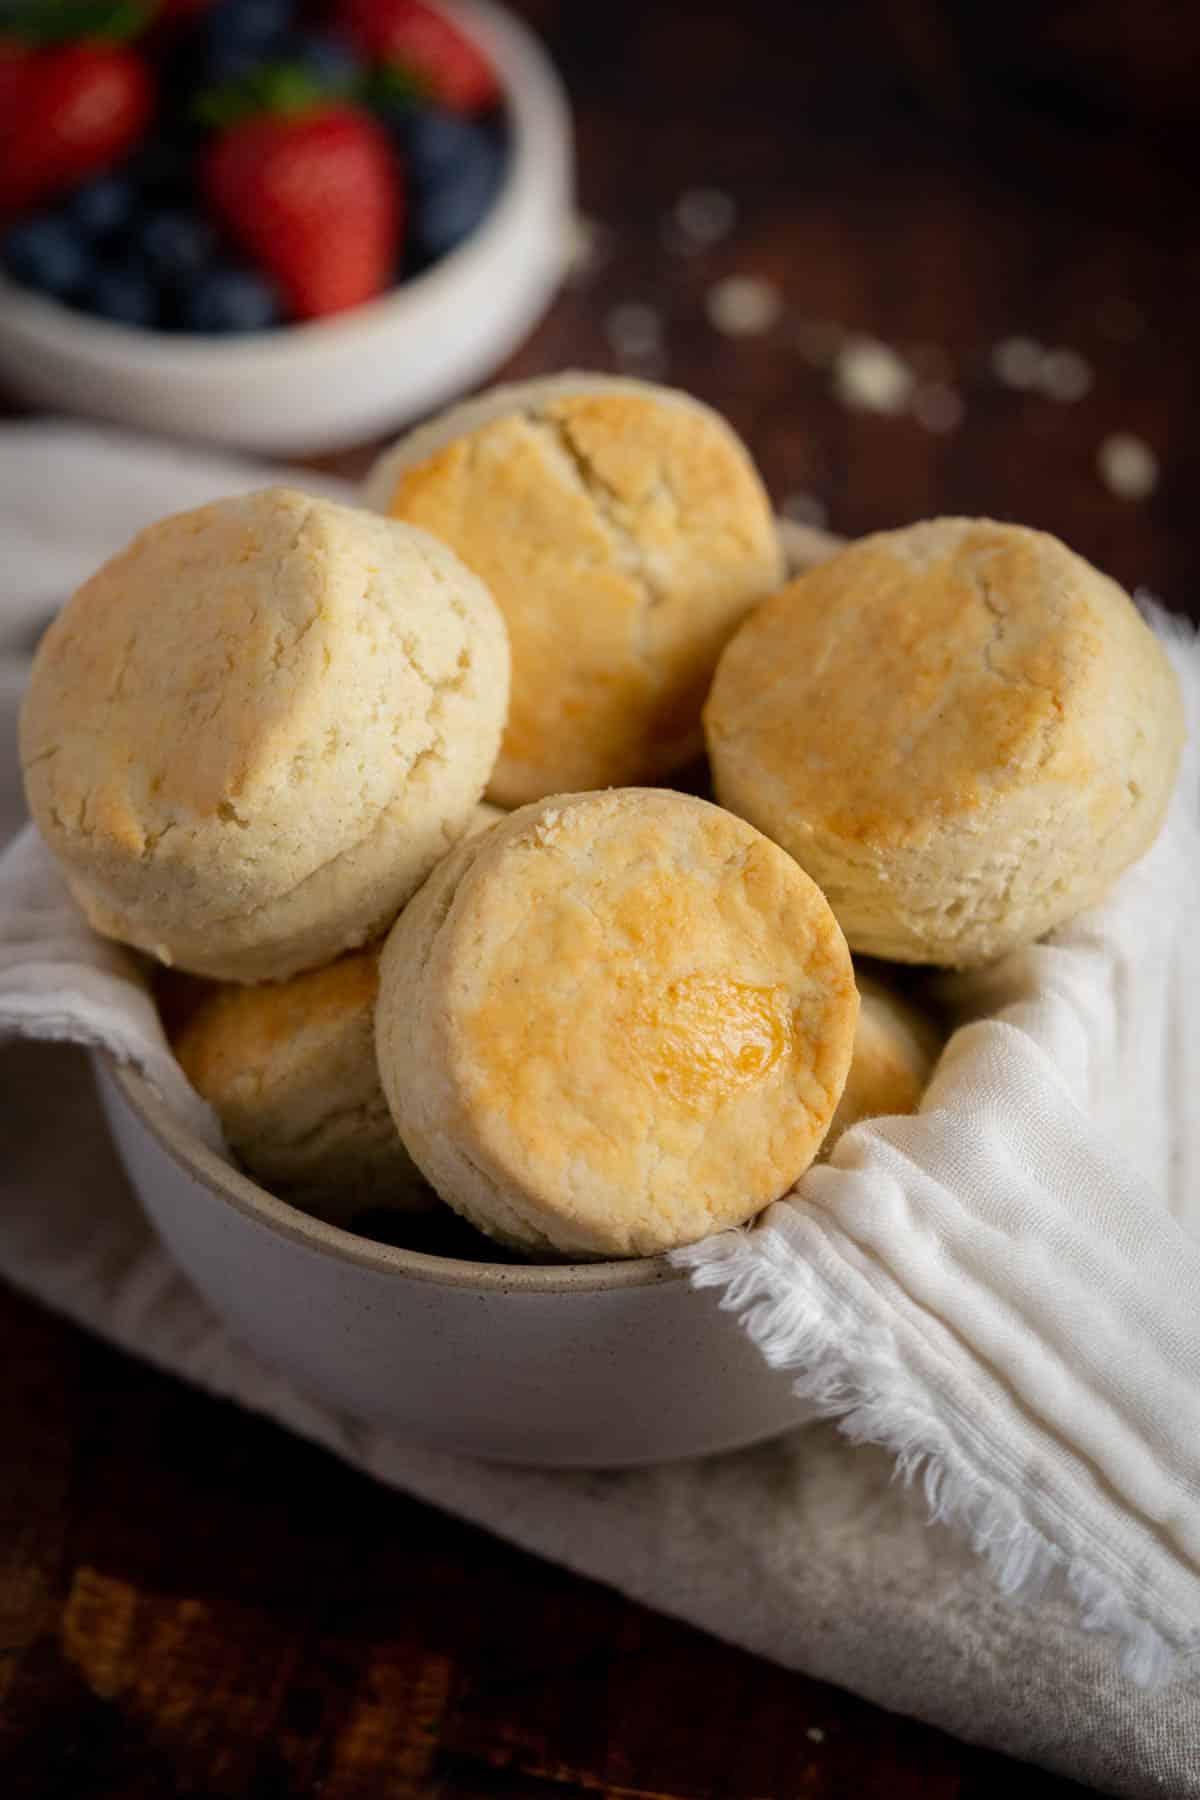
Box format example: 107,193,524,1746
0,0,559,368
106,1056,681,1295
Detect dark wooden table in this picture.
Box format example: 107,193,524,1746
3,3,1197,1793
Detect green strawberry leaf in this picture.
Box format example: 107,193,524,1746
194,65,323,130
0,0,153,43
365,60,430,112
194,61,369,131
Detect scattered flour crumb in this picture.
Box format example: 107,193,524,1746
833,337,914,414
563,215,614,284
806,1726,826,1743
606,301,669,377
793,318,845,367
781,491,829,529
1040,347,1093,402
912,383,964,433
991,336,1043,390
1098,434,1159,500
993,339,1093,402
606,301,663,358
671,186,737,250
707,275,782,337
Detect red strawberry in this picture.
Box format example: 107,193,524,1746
204,106,402,321
0,44,154,219
336,0,499,114
0,40,32,117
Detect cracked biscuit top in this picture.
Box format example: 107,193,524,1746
20,488,510,982
374,788,858,1259
705,517,1185,967
364,373,785,806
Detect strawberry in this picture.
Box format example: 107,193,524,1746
0,43,154,219
0,41,32,117
203,104,402,320
0,3,157,47
336,0,499,114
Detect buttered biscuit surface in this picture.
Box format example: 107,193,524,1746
375,788,857,1259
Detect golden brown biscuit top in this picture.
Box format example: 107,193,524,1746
21,487,497,906
380,384,783,800
706,517,1121,849
172,948,380,1101
824,972,941,1149
436,790,857,1242
23,489,339,852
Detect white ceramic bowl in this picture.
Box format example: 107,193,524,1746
96,1057,816,1467
0,2,572,453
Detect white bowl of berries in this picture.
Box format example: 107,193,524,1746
0,0,571,452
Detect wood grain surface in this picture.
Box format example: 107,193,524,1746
2,1,1197,1793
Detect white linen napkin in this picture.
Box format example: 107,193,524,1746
2,423,1199,1794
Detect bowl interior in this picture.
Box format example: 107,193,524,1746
109,1057,681,1297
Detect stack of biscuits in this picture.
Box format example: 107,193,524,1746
20,373,1185,1261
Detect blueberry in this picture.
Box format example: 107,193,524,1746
203,41,269,82
288,32,360,90
141,211,217,282
404,113,507,262
401,109,478,177
182,266,281,333
2,214,89,299
195,0,295,85
86,263,161,328
66,176,135,239
373,89,422,135
206,0,294,53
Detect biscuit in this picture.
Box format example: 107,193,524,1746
821,972,941,1155
365,373,784,805
705,517,1185,966
171,948,431,1222
375,788,858,1259
467,800,507,835
20,488,510,981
